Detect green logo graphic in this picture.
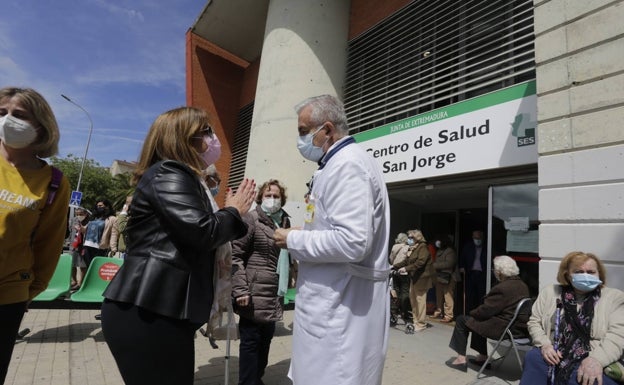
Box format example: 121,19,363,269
511,113,536,147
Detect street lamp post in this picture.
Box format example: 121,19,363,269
61,94,93,195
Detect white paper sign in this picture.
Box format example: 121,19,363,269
504,217,530,232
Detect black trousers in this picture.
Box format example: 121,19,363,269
238,316,276,385
101,300,200,385
82,246,107,266
449,315,487,356
465,270,487,312
0,302,27,384
393,274,412,322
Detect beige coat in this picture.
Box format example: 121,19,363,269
528,285,624,367
99,215,117,251
389,242,409,266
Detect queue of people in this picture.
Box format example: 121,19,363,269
3,86,624,385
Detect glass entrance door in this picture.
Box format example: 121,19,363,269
488,182,539,297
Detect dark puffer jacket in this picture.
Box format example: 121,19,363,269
231,205,290,323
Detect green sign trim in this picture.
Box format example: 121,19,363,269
353,80,536,142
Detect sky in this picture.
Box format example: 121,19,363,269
0,0,203,167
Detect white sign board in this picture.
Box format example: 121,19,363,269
353,82,537,183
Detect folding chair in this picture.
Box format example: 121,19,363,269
70,257,123,302
476,297,533,378
33,253,73,301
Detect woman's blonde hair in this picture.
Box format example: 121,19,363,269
407,229,426,243
556,251,606,287
0,87,60,158
133,107,212,184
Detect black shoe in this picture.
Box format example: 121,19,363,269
445,359,467,373
469,358,492,369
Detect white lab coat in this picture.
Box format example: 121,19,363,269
287,136,391,385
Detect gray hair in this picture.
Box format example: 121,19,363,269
203,164,218,177
493,255,520,278
395,232,408,244
294,94,349,134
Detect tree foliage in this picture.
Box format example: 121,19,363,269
50,154,133,211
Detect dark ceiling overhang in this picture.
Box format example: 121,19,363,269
190,0,270,62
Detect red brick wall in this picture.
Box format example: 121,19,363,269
349,0,412,40
185,31,257,205
240,58,260,107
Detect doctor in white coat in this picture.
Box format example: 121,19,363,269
274,94,391,385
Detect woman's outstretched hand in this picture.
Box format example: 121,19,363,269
225,178,256,215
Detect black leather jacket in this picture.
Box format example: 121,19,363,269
103,160,247,324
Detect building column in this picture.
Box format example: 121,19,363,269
246,0,350,222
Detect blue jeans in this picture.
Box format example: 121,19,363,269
520,347,620,385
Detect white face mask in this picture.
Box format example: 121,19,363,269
435,240,442,248
297,125,326,162
261,197,282,214
0,114,38,149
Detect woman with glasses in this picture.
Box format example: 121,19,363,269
101,107,255,385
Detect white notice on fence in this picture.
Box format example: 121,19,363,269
506,230,538,253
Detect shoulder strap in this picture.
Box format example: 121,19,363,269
46,166,63,205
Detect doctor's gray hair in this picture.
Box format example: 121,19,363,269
295,94,349,134
493,255,520,278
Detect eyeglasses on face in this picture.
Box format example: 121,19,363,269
192,126,214,140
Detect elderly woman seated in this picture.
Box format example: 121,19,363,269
519,251,624,385
445,255,530,372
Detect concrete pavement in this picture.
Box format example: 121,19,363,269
6,306,524,385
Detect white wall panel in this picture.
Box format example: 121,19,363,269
540,183,624,220
539,144,624,186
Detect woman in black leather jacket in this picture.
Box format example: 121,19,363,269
101,107,255,385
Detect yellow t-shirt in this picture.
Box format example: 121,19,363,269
0,155,70,304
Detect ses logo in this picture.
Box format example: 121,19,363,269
511,113,536,147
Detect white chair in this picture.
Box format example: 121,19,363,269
476,297,533,378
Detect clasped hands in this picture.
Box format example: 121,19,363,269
541,345,603,385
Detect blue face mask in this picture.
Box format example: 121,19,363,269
571,273,602,292
297,125,326,162
209,186,219,196
406,238,415,246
